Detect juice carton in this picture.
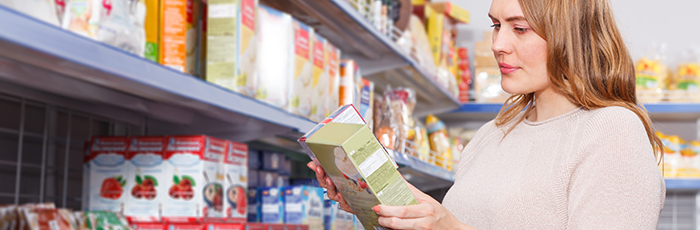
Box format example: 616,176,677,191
160,0,200,74
310,34,328,122
326,42,341,117
290,19,314,118
339,60,362,108
359,79,375,131
124,136,167,222
144,0,160,62
204,223,245,230
162,135,226,222
237,0,258,96
298,105,417,230
257,187,283,224
282,186,324,230
223,141,248,221
88,137,130,212
206,0,238,90
255,5,293,109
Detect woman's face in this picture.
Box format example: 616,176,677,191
489,0,550,95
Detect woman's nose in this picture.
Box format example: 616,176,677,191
491,30,512,55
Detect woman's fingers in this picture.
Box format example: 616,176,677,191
337,192,354,214
374,203,432,219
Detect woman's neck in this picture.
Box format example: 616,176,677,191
527,87,579,122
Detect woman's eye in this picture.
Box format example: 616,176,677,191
514,27,529,33
490,24,501,30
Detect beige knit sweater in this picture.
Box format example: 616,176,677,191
442,106,665,229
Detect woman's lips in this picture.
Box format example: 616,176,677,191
499,63,520,74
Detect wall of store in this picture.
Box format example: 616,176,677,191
453,0,700,68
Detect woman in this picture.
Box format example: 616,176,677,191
308,0,666,228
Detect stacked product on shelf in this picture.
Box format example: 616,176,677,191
658,132,700,178
83,135,249,223
635,44,700,102
473,30,509,102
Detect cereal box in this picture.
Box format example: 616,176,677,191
206,0,238,90
162,135,226,222
339,60,361,108
290,20,314,117
310,34,328,122
88,137,130,212
255,5,293,109
326,42,341,117
237,0,258,96
298,106,417,230
124,136,167,222
223,141,248,221
282,186,324,230
160,0,200,74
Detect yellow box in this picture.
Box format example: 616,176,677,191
144,0,160,62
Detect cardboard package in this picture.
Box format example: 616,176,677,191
298,105,417,229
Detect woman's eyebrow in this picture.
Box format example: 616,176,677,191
488,13,527,22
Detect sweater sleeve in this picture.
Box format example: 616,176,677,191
566,107,665,229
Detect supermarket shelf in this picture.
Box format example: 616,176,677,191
440,102,700,123
387,150,455,192
665,179,700,190
261,0,461,117
0,5,316,142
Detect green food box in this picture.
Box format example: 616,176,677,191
298,105,418,229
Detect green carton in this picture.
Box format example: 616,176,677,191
300,113,418,229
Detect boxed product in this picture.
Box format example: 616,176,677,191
162,135,226,222
279,156,292,175
247,187,259,222
144,0,161,62
359,79,375,131
160,0,200,74
323,193,337,230
259,170,278,188
261,151,282,171
277,175,289,187
237,0,258,96
339,60,362,108
311,34,328,122
255,5,293,109
258,187,284,224
282,186,324,230
206,0,239,90
326,42,341,117
88,137,130,212
298,105,417,230
290,19,314,117
124,136,167,222
248,169,259,187
248,149,261,169
223,141,249,221
95,0,147,56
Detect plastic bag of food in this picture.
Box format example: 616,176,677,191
426,114,451,169
385,87,416,154
62,0,100,38
636,43,671,102
375,94,398,151
23,208,73,230
82,211,133,230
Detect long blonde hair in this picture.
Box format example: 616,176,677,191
494,0,663,161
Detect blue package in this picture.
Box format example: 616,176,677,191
258,187,284,224
248,187,259,222
283,186,324,229
248,149,261,169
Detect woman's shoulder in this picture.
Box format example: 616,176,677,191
579,106,645,131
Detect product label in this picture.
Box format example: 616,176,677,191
224,141,248,220
89,137,130,212
237,0,257,96
161,0,188,72
295,25,310,59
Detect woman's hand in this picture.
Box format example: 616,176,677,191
307,161,354,213
374,182,477,230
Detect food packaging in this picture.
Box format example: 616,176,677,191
160,0,199,74
62,0,100,37
96,0,146,56
298,105,417,230
282,186,324,230
237,0,258,96
258,187,284,224
358,79,375,131
223,141,248,221
88,137,130,212
290,19,314,117
310,34,328,122
339,60,362,108
162,135,226,222
206,0,239,90
144,0,160,62
326,42,341,117
2,0,60,26
426,115,452,170
124,137,167,222
255,5,293,109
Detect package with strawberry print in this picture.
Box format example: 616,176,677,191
162,135,226,222
222,141,248,221
87,136,130,212
124,136,167,222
